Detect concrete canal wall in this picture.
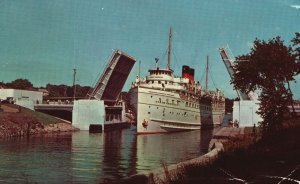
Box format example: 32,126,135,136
72,100,105,131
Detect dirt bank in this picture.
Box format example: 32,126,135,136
0,104,79,138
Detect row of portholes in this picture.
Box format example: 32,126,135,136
154,96,180,106
185,101,199,109
147,105,199,120
147,80,173,85
201,105,211,111
149,95,210,112
212,102,225,107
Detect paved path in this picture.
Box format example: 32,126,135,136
0,104,19,113
209,127,245,151
213,127,244,139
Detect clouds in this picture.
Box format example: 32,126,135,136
290,5,300,9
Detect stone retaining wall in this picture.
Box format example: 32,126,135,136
123,137,225,183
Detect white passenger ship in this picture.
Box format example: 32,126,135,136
129,29,225,134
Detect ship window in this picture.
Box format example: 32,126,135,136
158,81,161,84
157,107,159,109
149,106,151,108
148,112,150,114
185,102,188,107
151,96,153,98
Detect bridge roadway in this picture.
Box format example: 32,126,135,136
34,104,73,112
34,103,124,112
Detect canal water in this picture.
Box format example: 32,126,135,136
0,126,218,183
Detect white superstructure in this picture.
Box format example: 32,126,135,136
129,69,225,134
129,28,225,134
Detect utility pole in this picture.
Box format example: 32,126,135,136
205,55,209,90
138,61,141,86
73,68,77,102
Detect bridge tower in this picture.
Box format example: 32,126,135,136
219,46,250,101
87,50,136,104
73,50,136,131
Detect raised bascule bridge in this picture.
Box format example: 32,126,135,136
35,50,136,131
219,46,262,127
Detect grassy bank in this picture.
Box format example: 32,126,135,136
0,104,78,138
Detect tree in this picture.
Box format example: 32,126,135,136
7,79,33,90
232,37,298,133
46,83,92,97
46,84,68,97
292,32,300,74
75,85,92,97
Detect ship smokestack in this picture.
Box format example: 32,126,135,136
189,68,195,83
182,65,190,79
182,65,195,83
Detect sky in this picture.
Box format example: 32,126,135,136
0,0,299,99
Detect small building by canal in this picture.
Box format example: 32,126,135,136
0,89,43,110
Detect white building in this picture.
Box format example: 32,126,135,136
0,89,43,110
232,100,263,127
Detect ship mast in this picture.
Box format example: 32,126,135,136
205,55,209,90
167,27,172,70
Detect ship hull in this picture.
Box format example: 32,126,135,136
129,87,225,134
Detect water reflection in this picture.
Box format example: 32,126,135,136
0,126,215,182
200,127,217,154
102,128,137,180
0,134,74,183
71,132,104,183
